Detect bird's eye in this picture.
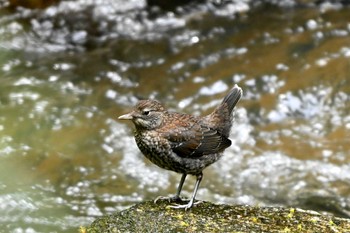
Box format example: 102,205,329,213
143,110,150,116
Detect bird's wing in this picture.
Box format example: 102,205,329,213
172,126,231,158
160,114,231,158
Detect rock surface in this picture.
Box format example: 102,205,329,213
84,200,350,232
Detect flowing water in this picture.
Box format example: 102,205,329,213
0,0,350,232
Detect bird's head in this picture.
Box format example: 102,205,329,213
118,100,165,130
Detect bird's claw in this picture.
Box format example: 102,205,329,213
168,200,203,211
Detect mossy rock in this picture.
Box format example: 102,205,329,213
84,200,350,233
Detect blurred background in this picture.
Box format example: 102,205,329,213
0,0,350,232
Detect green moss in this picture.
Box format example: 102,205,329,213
85,200,350,232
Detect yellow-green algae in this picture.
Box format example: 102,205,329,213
84,200,350,233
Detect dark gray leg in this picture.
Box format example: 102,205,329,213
174,173,187,199
154,173,187,203
170,172,203,210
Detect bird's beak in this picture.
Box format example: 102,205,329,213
118,112,134,120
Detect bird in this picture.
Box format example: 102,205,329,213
118,84,242,210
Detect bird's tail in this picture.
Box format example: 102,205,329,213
220,84,242,115
205,84,242,137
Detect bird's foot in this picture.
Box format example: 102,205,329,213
154,195,183,204
168,200,203,211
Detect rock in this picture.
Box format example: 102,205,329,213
84,200,350,232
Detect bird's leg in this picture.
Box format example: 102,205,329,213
174,173,187,200
154,174,187,203
169,173,203,210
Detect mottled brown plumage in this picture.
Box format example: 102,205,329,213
118,84,242,210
